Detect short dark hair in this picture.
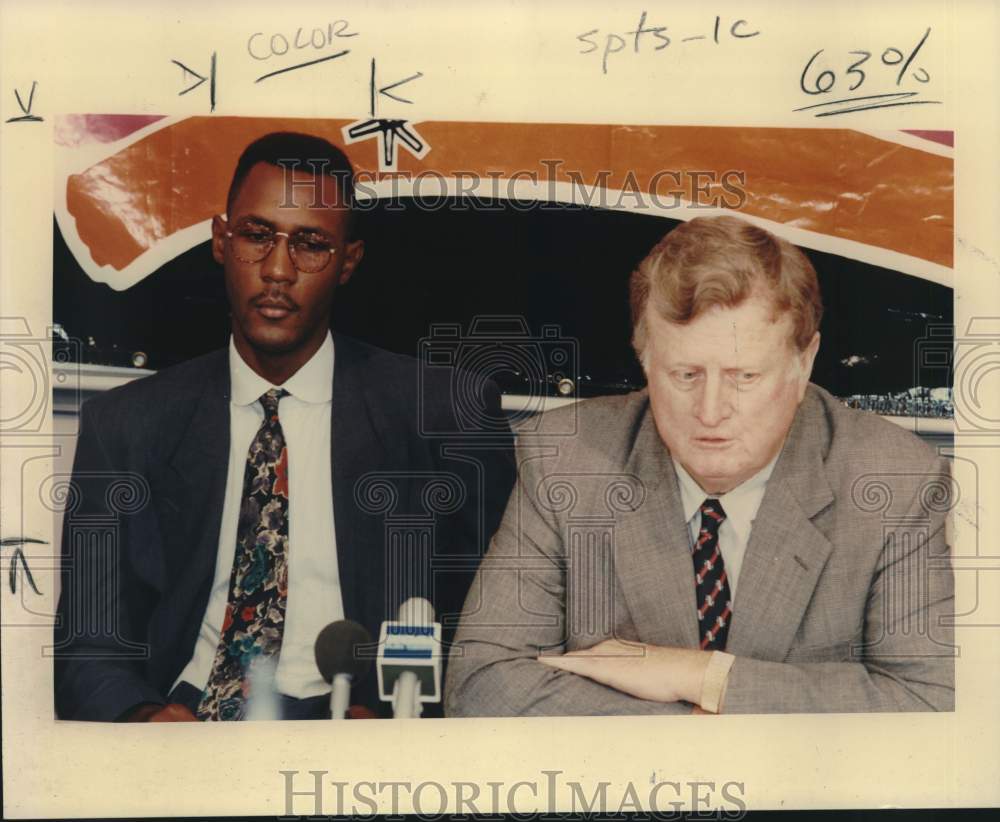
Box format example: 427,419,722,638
226,131,357,234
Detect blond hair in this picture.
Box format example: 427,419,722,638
630,215,823,359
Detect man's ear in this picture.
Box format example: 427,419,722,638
338,238,365,286
211,215,227,265
796,331,821,400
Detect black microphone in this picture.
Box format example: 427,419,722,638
314,619,373,720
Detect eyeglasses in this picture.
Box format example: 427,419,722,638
224,220,337,273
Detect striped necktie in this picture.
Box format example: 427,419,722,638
693,498,733,650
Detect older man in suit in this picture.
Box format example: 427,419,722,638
446,214,954,716
55,132,515,721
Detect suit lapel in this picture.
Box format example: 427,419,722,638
164,350,231,651
330,335,390,630
616,388,836,658
616,404,701,648
725,388,835,660
165,339,393,663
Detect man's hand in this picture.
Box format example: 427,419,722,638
538,638,712,705
124,703,199,722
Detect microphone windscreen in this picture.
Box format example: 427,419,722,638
398,596,435,625
314,620,373,684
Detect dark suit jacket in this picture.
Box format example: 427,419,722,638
54,333,515,720
446,385,955,715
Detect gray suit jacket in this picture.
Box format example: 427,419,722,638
445,384,954,715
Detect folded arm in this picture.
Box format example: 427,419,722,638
445,463,694,717
448,453,955,716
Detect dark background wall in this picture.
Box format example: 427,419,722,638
53,200,953,400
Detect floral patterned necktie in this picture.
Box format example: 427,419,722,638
693,498,733,651
197,388,290,721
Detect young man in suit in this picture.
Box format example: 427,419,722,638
446,214,954,716
55,132,515,721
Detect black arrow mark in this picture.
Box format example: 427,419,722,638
346,118,426,168
173,60,207,94
378,71,423,105
369,59,423,116
1,537,44,595
6,80,42,123
172,53,216,111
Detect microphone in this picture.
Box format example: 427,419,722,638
376,597,442,719
314,619,373,720
245,655,279,721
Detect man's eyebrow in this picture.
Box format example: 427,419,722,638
290,224,335,236
232,214,333,236
233,213,275,228
665,363,765,371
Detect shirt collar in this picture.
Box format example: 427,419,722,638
673,452,780,545
229,331,335,406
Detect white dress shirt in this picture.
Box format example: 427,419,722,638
673,454,779,602
174,331,344,699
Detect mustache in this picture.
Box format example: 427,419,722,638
252,293,299,310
